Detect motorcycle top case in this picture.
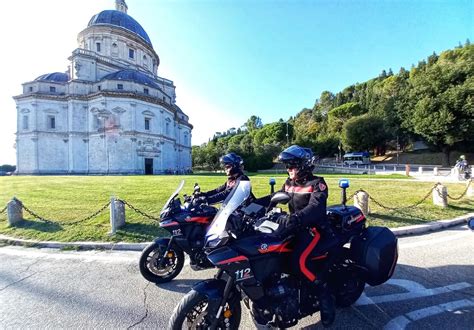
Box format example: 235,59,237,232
350,226,398,286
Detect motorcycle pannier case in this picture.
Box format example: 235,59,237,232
351,226,398,286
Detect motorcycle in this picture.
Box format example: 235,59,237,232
168,179,399,329
139,181,218,283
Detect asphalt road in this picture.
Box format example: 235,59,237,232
1,225,473,329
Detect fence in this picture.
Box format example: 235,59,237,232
0,179,472,233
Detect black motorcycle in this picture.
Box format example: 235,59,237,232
168,179,398,329
139,181,218,283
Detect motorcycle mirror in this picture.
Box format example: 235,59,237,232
468,218,474,230
270,192,290,205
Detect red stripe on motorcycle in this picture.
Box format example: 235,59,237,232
258,241,293,254
160,221,178,227
187,216,210,224
355,214,365,223
217,255,248,265
285,185,314,193
311,253,328,261
299,229,321,282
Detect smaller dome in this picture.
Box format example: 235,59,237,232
101,69,159,88
35,72,69,83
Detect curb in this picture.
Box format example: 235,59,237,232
1,213,473,251
390,212,474,236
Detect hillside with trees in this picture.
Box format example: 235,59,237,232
193,42,473,170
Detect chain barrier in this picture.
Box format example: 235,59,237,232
18,197,110,226
446,179,472,201
118,199,160,222
351,182,443,211
0,204,7,221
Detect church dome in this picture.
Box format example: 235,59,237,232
34,72,69,83
101,69,159,88
88,10,152,46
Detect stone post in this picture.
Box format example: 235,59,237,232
433,167,438,176
432,185,448,208
467,181,474,200
452,167,459,179
354,191,370,216
405,164,410,176
418,166,423,175
7,198,23,226
109,197,126,235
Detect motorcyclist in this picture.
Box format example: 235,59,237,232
198,152,253,205
271,145,336,327
455,155,468,170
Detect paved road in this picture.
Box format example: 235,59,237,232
1,225,473,329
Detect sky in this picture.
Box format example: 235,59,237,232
0,0,471,165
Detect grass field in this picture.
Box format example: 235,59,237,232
0,174,472,242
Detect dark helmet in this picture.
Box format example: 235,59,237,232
278,145,316,175
220,153,244,175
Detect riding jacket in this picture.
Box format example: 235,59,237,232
203,172,253,205
281,174,329,229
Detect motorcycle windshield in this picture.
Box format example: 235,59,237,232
162,180,185,211
205,180,251,240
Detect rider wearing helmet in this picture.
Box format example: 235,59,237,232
273,145,336,327
200,152,253,205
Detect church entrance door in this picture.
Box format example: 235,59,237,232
145,158,153,175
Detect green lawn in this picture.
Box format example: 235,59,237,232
0,174,472,242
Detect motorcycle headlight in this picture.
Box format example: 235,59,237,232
205,234,228,249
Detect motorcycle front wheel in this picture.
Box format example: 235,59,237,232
139,240,184,283
168,289,241,330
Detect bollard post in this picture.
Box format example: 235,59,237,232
433,167,438,176
418,166,423,175
393,166,397,172
432,184,448,208
354,191,370,216
110,197,126,235
405,164,410,176
7,198,23,226
467,181,474,200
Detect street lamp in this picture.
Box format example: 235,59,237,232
286,121,289,145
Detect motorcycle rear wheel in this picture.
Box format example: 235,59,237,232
168,289,241,330
332,266,365,307
139,241,184,283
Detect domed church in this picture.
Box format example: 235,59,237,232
14,0,192,175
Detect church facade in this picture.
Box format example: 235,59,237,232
14,0,192,175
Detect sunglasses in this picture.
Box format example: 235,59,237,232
224,164,233,169
286,164,298,170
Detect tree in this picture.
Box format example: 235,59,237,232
342,115,389,152
245,116,263,132
328,102,366,133
403,44,474,165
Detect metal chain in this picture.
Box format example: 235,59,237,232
351,182,442,211
65,202,111,225
20,198,110,226
118,199,160,222
0,204,7,221
446,179,472,201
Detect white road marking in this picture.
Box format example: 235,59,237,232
0,246,138,263
355,279,472,306
400,231,472,249
383,298,474,330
